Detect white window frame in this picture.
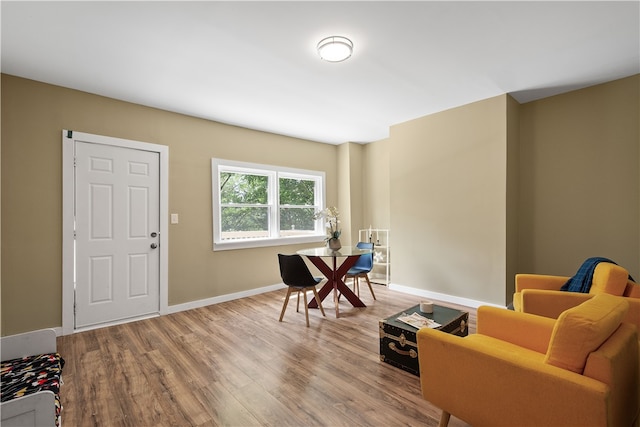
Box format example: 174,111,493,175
212,158,326,251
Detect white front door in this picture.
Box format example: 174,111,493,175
74,141,160,328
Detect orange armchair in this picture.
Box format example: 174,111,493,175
513,262,640,331
416,294,639,427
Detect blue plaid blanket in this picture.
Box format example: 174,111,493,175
561,257,634,293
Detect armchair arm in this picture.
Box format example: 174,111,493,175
516,273,569,292
476,306,555,354
520,289,594,319
584,323,639,427
417,329,609,427
625,300,640,330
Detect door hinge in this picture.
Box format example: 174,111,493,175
73,302,76,315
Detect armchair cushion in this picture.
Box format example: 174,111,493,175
476,306,555,354
590,263,630,296
545,294,629,374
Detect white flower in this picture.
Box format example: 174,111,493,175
313,206,341,241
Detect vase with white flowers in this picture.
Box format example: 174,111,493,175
313,206,341,250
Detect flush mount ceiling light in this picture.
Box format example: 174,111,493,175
317,36,353,62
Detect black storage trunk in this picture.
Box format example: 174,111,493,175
379,304,469,376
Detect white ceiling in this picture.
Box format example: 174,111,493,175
2,1,639,145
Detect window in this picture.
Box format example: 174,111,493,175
212,158,326,250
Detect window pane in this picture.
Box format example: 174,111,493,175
220,172,268,204
279,178,315,205
220,206,268,240
280,207,315,235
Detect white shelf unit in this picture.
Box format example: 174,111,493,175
358,229,390,285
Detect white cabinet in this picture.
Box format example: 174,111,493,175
358,229,390,285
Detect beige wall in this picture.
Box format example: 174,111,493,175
362,75,639,306
518,75,639,278
1,74,339,335
362,139,391,231
506,95,520,301
336,143,353,246
338,142,369,244
388,95,509,305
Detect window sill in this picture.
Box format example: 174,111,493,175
213,235,326,251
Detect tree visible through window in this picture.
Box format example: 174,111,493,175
279,177,315,234
220,172,269,239
212,159,325,250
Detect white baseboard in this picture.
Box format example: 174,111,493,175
53,282,501,337
166,283,286,314
55,284,287,336
388,283,505,309
163,282,502,316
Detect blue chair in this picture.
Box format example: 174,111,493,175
278,254,326,327
345,242,376,300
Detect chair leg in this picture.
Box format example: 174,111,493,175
303,289,310,327
279,287,294,322
353,276,360,297
438,411,451,427
338,275,352,302
296,289,300,312
363,273,376,300
312,286,326,317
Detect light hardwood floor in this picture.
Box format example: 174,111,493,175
57,285,475,426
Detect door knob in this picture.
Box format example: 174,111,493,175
150,232,158,237
150,243,158,249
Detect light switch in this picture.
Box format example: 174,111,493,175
171,213,179,224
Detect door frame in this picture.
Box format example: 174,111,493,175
62,130,169,335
